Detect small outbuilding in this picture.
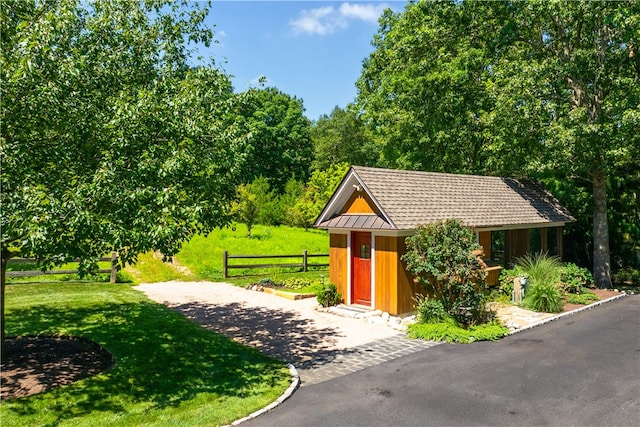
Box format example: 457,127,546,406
314,166,575,315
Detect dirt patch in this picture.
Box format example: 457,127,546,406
1,336,115,400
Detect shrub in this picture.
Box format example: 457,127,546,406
498,266,526,298
613,267,640,286
516,252,562,287
402,220,488,326
316,283,342,307
560,263,595,292
523,282,563,313
566,291,599,305
408,318,509,343
279,277,313,290
414,295,448,323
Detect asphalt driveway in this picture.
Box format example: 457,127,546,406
246,294,640,427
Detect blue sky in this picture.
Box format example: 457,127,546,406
197,1,408,121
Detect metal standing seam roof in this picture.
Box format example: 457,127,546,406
315,166,575,230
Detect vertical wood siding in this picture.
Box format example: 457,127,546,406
329,233,348,301
374,236,397,314
341,191,380,215
478,231,491,258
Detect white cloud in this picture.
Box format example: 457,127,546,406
339,3,387,23
289,2,388,35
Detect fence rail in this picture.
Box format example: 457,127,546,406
6,252,118,283
222,250,329,278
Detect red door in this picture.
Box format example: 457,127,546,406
351,232,372,306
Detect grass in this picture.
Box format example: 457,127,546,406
177,223,329,281
1,282,291,427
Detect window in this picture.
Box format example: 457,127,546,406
491,231,505,265
360,244,371,260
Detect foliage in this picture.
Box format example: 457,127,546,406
356,0,640,288
231,183,260,237
560,263,595,293
316,283,342,307
566,291,600,305
310,105,380,171
523,282,564,313
235,86,313,193
1,282,290,426
612,268,640,286
289,163,350,229
402,220,489,325
516,252,563,287
498,266,526,299
408,318,509,344
414,295,447,324
279,277,314,291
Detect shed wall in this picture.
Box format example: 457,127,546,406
329,233,348,301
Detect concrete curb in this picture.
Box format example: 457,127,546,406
227,363,300,426
508,292,629,336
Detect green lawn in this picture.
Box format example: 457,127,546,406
176,223,329,281
1,282,291,426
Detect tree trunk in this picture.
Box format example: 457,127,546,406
592,170,612,288
1,248,10,362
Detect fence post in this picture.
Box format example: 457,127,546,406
110,251,117,284
303,250,308,272
223,251,228,279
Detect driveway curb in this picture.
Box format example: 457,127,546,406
227,363,300,426
508,292,629,336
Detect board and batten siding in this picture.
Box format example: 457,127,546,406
341,191,380,215
329,233,348,301
375,235,417,315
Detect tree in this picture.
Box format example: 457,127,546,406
231,183,260,237
402,220,488,326
356,0,640,287
311,105,380,170
290,163,350,229
235,87,313,193
0,0,244,358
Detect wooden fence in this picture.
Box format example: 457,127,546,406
222,250,329,278
6,252,118,283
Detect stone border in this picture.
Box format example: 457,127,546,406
507,292,629,336
226,363,300,426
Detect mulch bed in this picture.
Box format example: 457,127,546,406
1,335,115,400
561,288,621,313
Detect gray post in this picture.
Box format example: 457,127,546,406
110,251,117,284
223,251,228,279
303,250,308,272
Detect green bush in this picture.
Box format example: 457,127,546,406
414,295,448,323
523,282,564,313
566,291,599,305
560,263,595,292
402,220,488,326
613,267,640,285
408,318,509,343
316,283,342,307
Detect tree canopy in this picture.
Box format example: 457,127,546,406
234,86,313,193
356,0,640,287
0,0,245,355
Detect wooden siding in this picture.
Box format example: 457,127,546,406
329,233,348,301
506,229,530,266
374,236,396,314
342,191,380,215
478,231,491,258
395,237,418,315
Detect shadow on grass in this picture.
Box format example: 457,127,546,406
3,300,287,422
170,301,351,369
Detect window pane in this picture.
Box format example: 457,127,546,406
360,244,371,259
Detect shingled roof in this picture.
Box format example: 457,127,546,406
315,166,575,230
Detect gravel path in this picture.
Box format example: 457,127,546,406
135,281,400,367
